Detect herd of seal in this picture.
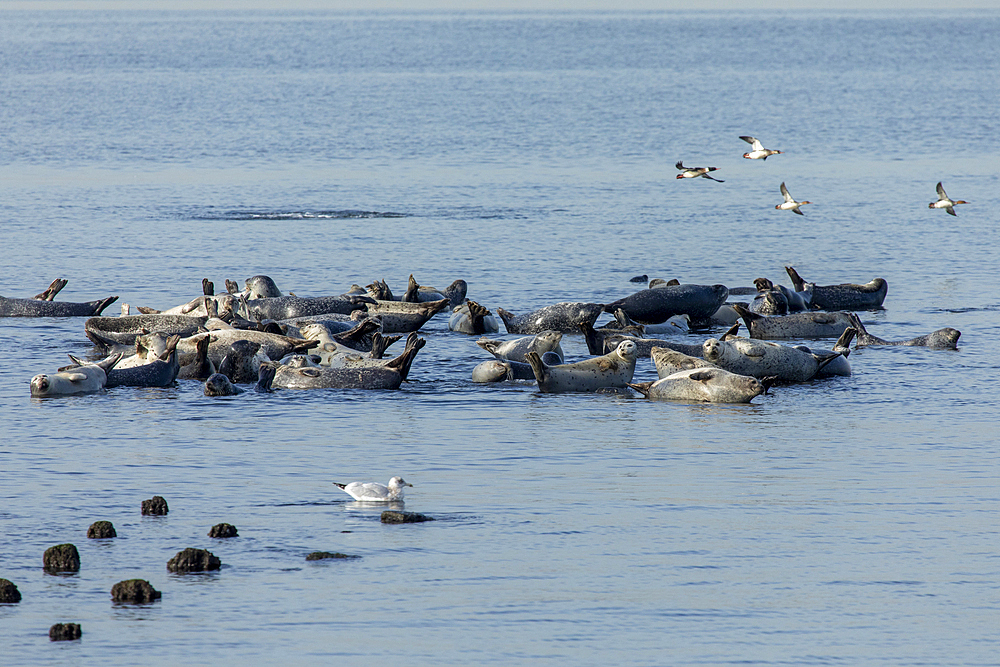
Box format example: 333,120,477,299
17,265,960,404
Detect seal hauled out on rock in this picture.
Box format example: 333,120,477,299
785,266,887,311
526,340,638,393
630,367,768,403
471,352,563,383
496,302,605,335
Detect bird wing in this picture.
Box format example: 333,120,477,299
780,182,794,202
936,182,948,200
793,207,804,215
702,174,724,182
675,161,686,170
739,135,756,146
946,206,957,216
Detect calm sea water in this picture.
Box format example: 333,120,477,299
2,9,999,666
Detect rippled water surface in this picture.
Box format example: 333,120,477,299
2,9,999,666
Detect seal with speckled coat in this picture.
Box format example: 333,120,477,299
703,336,841,383
848,313,960,349
496,302,605,335
603,284,728,324
630,367,768,403
785,266,887,311
526,340,638,393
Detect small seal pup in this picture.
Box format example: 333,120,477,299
334,477,412,502
847,314,960,349
630,368,768,403
448,300,499,335
477,331,565,364
703,336,842,382
30,353,122,397
603,284,729,324
496,302,605,335
732,304,853,340
785,266,887,311
526,340,638,393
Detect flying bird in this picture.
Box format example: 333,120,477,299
739,136,783,160
675,161,723,182
775,182,812,215
928,182,968,216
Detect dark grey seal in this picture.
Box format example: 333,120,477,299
785,266,887,311
732,304,853,340
1,291,117,317
749,278,789,316
580,323,703,358
218,340,264,384
246,295,370,321
272,336,424,390
86,314,207,350
105,335,181,388
603,284,728,325
496,302,604,334
848,313,960,349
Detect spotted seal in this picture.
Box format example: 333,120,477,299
86,314,207,351
449,300,500,335
847,314,960,349
364,299,451,333
581,323,703,358
177,329,318,368
218,340,267,384
702,336,841,382
785,266,887,311
496,302,605,335
749,278,789,316
732,304,853,340
105,335,181,388
245,295,370,321
630,368,768,403
794,327,856,377
476,331,565,364
1,291,118,317
177,335,215,380
603,284,728,325
271,336,425,390
204,362,276,396
526,340,638,393
30,353,122,397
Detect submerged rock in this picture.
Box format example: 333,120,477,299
87,521,117,539
111,579,161,604
380,510,435,524
208,523,238,538
0,578,22,603
141,496,169,516
305,551,360,561
167,548,221,573
49,623,82,641
43,544,80,573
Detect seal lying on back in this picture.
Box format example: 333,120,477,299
105,335,181,388
703,336,842,383
749,278,789,316
477,331,565,364
271,336,425,390
847,313,960,349
496,302,604,335
651,347,717,379
732,304,853,340
364,299,451,333
603,284,728,325
471,352,563,383
449,300,499,334
785,266,887,311
86,314,207,350
30,353,122,397
526,340,638,393
630,368,768,404
795,327,856,378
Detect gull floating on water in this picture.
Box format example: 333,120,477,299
929,182,968,216
334,476,412,501
739,135,783,160
675,161,724,182
775,182,811,215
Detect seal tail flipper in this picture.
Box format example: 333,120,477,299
385,336,425,380
466,299,491,334
785,266,806,292
33,278,68,301
720,322,741,341
369,332,402,359
833,327,856,355
402,274,420,303
613,308,637,328
729,303,760,336
813,351,844,374
91,296,119,316
136,305,161,314
847,313,875,347
202,278,215,296
759,375,779,394
476,337,500,357
627,381,653,398
496,308,516,334
579,322,605,356
255,362,276,393
524,350,546,386
225,279,240,294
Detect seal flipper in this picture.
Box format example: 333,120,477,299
730,303,762,336
384,334,425,380
33,278,68,301
225,279,240,295
91,296,119,316
495,308,516,334
720,322,741,341
466,299,492,335
579,322,607,356
369,332,402,359
524,350,548,386
255,362,276,393
402,275,420,303
627,381,653,397
833,327,856,355
202,278,215,296
785,266,806,293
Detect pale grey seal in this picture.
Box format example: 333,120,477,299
30,353,122,397
702,336,841,383
85,314,207,350
105,335,181,388
526,340,638,393
476,331,565,364
795,327,856,377
847,314,960,349
785,266,887,311
651,346,717,379
581,323,703,358
364,299,451,333
448,300,500,335
496,302,605,335
471,352,563,383
732,304,853,340
604,283,728,325
630,368,768,403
